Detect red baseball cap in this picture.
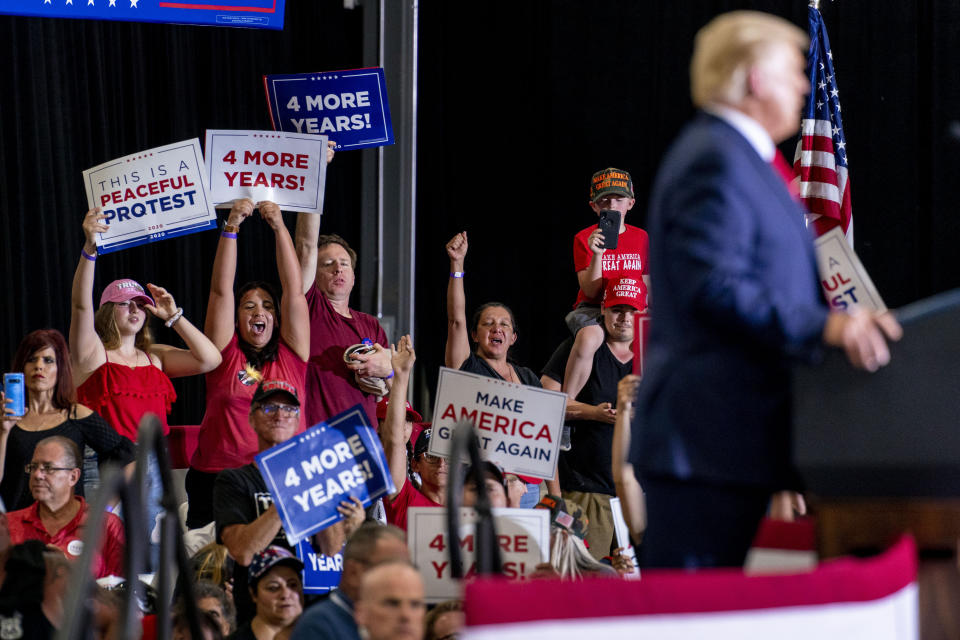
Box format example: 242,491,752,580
603,276,647,312
99,279,154,308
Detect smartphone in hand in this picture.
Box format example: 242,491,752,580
3,373,25,417
598,209,620,250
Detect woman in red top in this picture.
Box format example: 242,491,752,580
184,199,309,528
70,208,222,538
70,208,222,438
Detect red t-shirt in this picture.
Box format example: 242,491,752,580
6,497,125,578
77,361,176,440
191,334,307,472
572,223,650,306
383,480,442,531
305,286,389,429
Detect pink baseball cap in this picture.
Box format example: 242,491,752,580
603,276,648,312
99,279,154,308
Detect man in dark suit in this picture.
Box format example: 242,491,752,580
631,11,902,569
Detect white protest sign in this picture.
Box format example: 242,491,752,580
83,138,216,254
204,130,328,213
407,507,550,604
429,367,566,479
814,227,887,313
609,497,641,580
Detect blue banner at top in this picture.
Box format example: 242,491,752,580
0,0,286,30
263,68,394,151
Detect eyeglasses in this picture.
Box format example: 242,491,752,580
25,463,75,475
417,453,444,465
259,403,300,416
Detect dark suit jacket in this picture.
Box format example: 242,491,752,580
632,112,828,490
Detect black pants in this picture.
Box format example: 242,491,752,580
185,468,220,529
639,475,771,569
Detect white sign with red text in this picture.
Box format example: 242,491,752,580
82,138,216,254
408,507,550,604
814,227,887,313
204,130,328,213
429,367,566,479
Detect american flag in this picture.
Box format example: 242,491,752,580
794,4,853,245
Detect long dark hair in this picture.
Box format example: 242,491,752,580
11,329,76,410
236,281,282,371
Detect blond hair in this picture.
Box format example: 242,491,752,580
690,11,808,108
94,302,154,351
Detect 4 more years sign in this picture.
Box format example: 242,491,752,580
408,507,550,603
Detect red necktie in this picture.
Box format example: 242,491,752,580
771,149,801,200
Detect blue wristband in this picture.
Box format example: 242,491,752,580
384,370,395,380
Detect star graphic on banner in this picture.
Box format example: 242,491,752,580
836,103,841,113
817,101,824,109
827,50,833,60
818,81,826,91
108,0,115,6
88,0,94,5
43,0,51,4
826,74,833,83
130,0,137,6
833,126,840,137
837,140,846,151
820,62,825,70
830,88,839,98
66,0,73,4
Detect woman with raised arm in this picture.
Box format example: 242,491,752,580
71,207,222,532
444,231,540,385
0,329,135,511
185,199,309,528
71,209,222,438
444,231,539,507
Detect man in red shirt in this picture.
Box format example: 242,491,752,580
6,436,125,578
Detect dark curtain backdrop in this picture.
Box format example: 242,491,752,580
2,1,959,425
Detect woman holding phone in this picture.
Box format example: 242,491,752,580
0,329,135,511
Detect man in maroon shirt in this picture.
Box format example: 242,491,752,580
6,436,124,578
295,214,393,429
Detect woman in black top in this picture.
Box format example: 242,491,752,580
0,329,135,510
444,231,540,386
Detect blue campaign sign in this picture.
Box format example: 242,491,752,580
263,68,394,151
295,540,343,594
256,404,396,544
0,0,285,30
